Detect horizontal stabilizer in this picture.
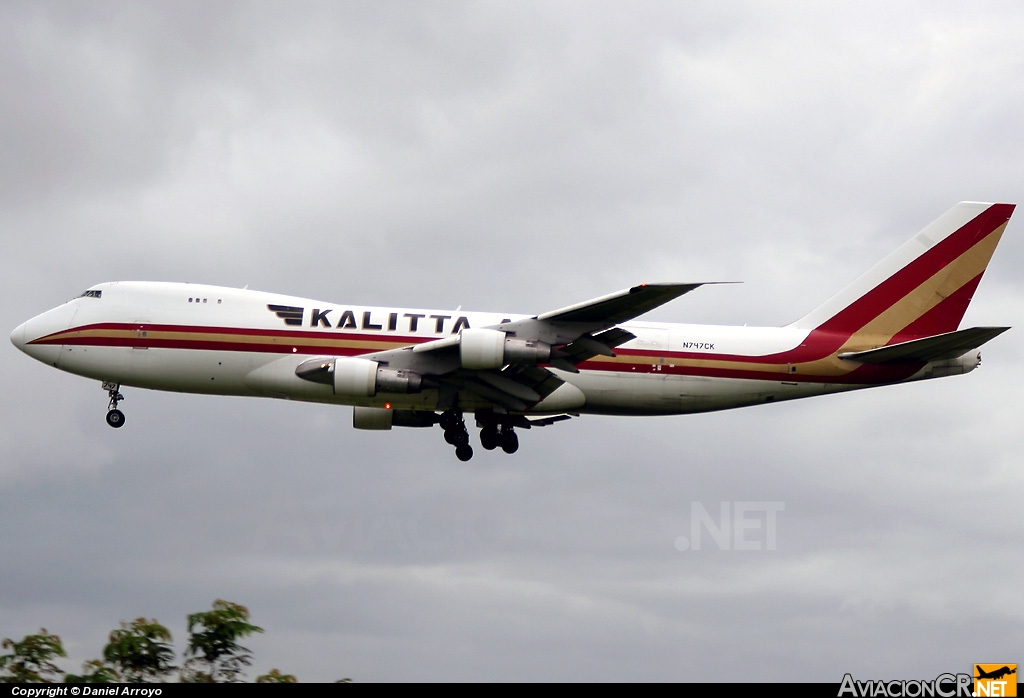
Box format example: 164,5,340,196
838,326,1010,364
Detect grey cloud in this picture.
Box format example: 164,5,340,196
2,0,1022,682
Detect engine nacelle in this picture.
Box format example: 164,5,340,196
459,328,551,369
334,357,378,396
296,357,423,396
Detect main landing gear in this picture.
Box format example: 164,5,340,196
103,381,125,428
479,421,518,454
437,411,519,461
439,409,473,462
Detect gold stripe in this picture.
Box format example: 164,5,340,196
838,223,1006,352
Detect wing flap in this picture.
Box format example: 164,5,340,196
838,326,1010,364
561,328,637,364
438,364,567,412
515,414,575,428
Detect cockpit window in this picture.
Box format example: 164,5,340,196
80,290,102,298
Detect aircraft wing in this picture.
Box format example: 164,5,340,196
489,282,712,366
838,326,1010,364
358,282,711,411
533,283,704,324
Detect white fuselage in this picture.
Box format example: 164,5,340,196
12,282,971,418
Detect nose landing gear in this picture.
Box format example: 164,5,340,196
103,381,125,428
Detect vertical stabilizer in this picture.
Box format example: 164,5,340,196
790,202,1014,342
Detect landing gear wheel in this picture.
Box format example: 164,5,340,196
444,428,468,446
439,411,460,431
480,428,499,450
455,444,474,462
106,409,125,428
500,429,519,454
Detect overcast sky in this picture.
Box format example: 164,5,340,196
2,0,1022,682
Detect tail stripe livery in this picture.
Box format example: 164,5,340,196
794,202,1013,341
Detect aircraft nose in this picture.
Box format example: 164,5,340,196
11,304,78,366
10,321,27,352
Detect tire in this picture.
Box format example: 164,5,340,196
106,409,125,428
444,428,468,446
439,412,459,431
480,429,499,450
500,430,519,454
455,444,474,462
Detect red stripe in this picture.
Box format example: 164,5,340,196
31,322,435,347
48,335,407,356
40,322,853,367
614,329,849,364
575,358,921,385
29,322,933,385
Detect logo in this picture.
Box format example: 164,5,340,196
975,665,1017,697
836,666,1018,698
839,673,971,697
266,304,476,335
267,304,303,326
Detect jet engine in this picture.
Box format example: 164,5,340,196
295,357,423,396
459,328,551,369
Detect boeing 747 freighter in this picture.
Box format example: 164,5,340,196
11,202,1013,460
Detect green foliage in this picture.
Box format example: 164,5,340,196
181,600,264,683
2,602,314,683
103,618,175,683
256,668,298,683
63,659,119,683
0,629,67,683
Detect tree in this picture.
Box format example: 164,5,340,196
0,629,66,683
181,600,264,683
255,668,298,683
63,659,119,683
102,618,175,682
2,601,316,683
